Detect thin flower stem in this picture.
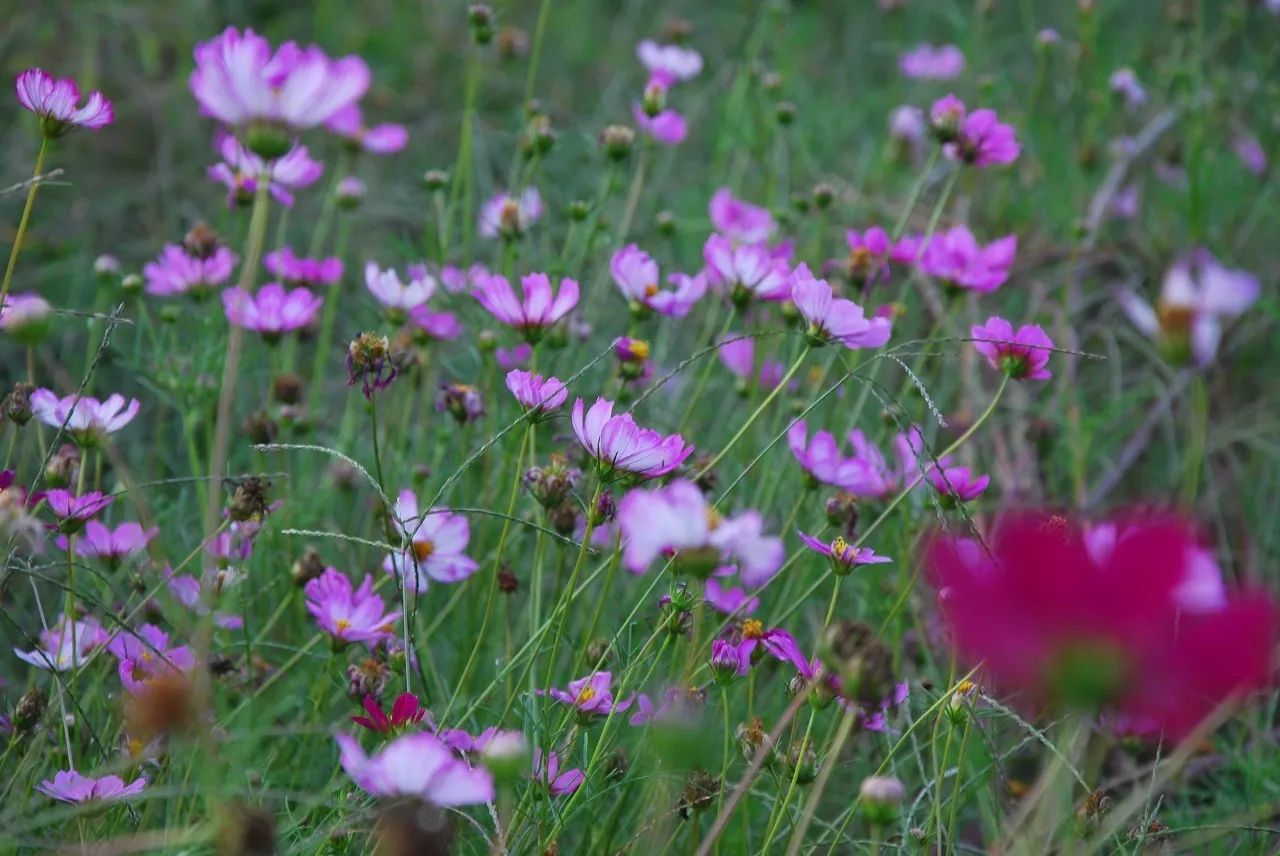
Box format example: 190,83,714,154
0,138,49,311
783,705,858,856
761,708,817,851
891,147,940,239
714,684,732,855
308,217,353,402
540,479,604,691
202,179,272,542
695,346,809,481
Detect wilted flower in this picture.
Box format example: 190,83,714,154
532,749,584,796
207,136,323,207
336,731,494,803
383,490,478,594
472,272,579,340
797,531,892,576
15,68,113,137
222,283,322,340
972,316,1054,380
610,244,706,317
918,225,1017,293
37,771,146,803
708,187,774,245
14,613,108,671
143,243,237,299
347,332,397,397
437,383,485,424
790,264,892,350
479,188,543,239
571,397,693,480
898,44,965,80
326,103,408,154
505,370,568,417
108,624,197,694
304,568,400,647
925,510,1277,739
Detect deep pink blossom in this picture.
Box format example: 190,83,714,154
37,770,145,803
532,749,584,796
56,521,155,564
705,571,760,616
326,103,408,154
473,272,579,338
898,44,965,80
207,136,323,207
408,305,463,342
543,670,634,718
787,421,889,494
15,68,112,136
30,390,139,446
926,465,990,502
264,247,343,287
479,188,543,239
797,531,892,574
708,188,774,244
352,692,430,734
571,398,693,480
336,731,494,803
222,283,322,338
918,226,1017,293
610,244,706,317
632,103,687,145
14,613,107,671
946,108,1020,167
790,264,892,350
505,370,568,416
107,624,196,694
925,511,1278,740
42,490,113,532
383,490,477,594
143,244,238,298
305,568,399,646
190,28,370,134
972,316,1054,380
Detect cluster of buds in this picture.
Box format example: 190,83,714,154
468,4,494,44
519,111,556,159
522,454,581,509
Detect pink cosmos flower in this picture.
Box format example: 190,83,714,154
844,429,901,499
222,283,322,339
41,490,113,532
786,421,888,494
0,293,52,341
717,337,756,382
441,263,491,294
473,272,579,338
926,511,1278,740
31,390,139,446
264,247,343,287
304,568,400,646
722,620,806,677
703,235,790,306
325,103,408,154
709,188,774,244
532,749,584,796
1118,249,1260,366
945,108,1020,167
165,570,243,630
207,136,323,207
1109,67,1147,110
1233,132,1267,176
617,480,784,586
844,227,900,284
898,44,965,80
15,69,113,136
14,613,107,671
37,770,146,803
352,692,431,734
631,103,687,145
496,343,533,370
926,464,990,502
479,188,543,239
797,531,892,574
918,225,1017,293
543,670,634,718
107,624,196,694
790,264,892,350
383,490,477,594
505,370,568,416
143,244,238,299
610,245,706,317
55,521,155,564
336,731,494,803
705,571,760,616
971,316,1054,381
888,105,926,150
636,40,703,88
408,305,463,342
365,262,436,315
190,28,370,134
571,398,693,480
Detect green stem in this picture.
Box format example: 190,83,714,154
0,138,49,311
540,480,604,691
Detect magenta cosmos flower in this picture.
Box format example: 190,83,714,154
336,731,494,804
798,531,892,575
972,316,1054,381
631,103,688,145
543,670,634,718
222,283,323,340
925,510,1278,740
264,247,343,288
790,264,892,350
505,370,568,417
898,44,965,80
325,103,408,154
479,187,543,240
618,480,784,586
42,490,113,533
787,421,895,494
304,568,400,647
927,464,990,502
571,398,693,480
709,187,774,244
31,390,139,447
408,304,463,343
533,750,584,796
37,770,146,804
352,692,430,734
843,227,902,285
56,520,155,564
716,337,788,394
143,243,237,299
703,235,790,306
473,272,579,340
14,613,107,672
207,135,323,207
107,624,196,694
918,225,1017,294
636,40,703,88
190,28,369,148
165,570,243,630
365,261,436,317
15,68,113,137
610,244,706,317
383,489,477,594
1118,249,1260,366
935,100,1020,167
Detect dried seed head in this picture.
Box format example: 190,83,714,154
291,547,326,587
374,798,455,856
678,769,719,818
3,382,34,425
818,619,895,706
228,477,272,523
271,373,305,406
183,223,222,260
12,686,47,732
216,800,278,856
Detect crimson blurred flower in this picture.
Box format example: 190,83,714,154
352,692,431,734
924,510,1278,740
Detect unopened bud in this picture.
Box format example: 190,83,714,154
599,125,636,161
291,547,326,587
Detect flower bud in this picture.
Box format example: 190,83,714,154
12,686,47,732
336,177,365,210
548,501,578,536
710,640,744,685
121,273,144,294
44,443,81,488
291,547,326,587
422,169,450,191
3,382,34,426
468,4,494,43
566,199,591,222
655,210,676,236
94,254,121,279
228,477,272,523
859,775,905,824
642,83,667,118
437,383,485,425
589,490,616,526
498,566,519,593
825,491,859,533
271,373,305,406
812,183,835,210
776,101,797,126
785,743,818,784
818,619,895,706
599,125,636,161
519,114,556,158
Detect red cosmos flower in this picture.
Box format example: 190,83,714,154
351,692,430,734
924,510,1277,741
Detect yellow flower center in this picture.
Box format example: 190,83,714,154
831,536,849,557
336,618,352,633
575,686,597,705
706,509,723,531
628,339,651,360
956,679,976,696
413,540,435,562
742,619,765,640
644,283,660,298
